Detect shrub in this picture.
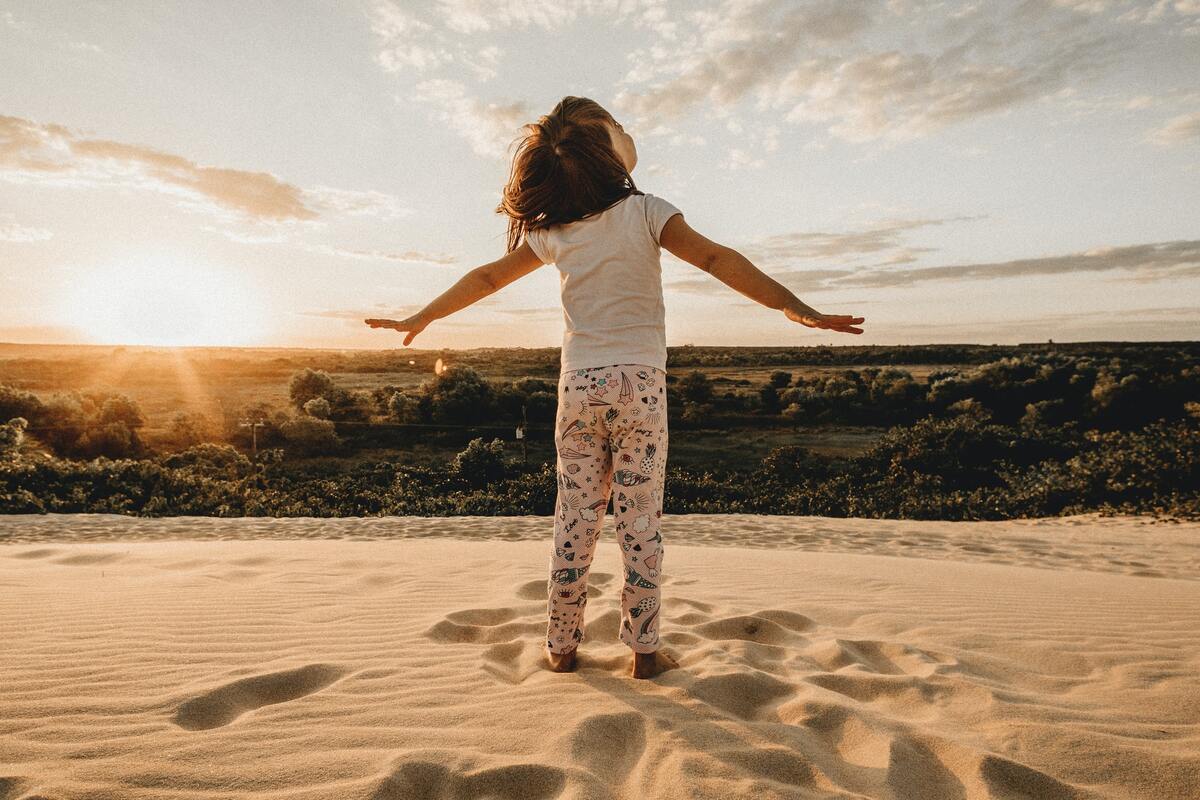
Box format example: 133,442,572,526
288,368,337,409
423,365,495,425
0,417,27,461
449,437,509,489
279,416,341,455
303,397,332,419
769,370,792,389
677,370,714,404
159,443,254,480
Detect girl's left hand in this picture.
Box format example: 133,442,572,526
364,315,428,346
783,305,865,335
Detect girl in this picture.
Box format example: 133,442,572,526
366,96,864,680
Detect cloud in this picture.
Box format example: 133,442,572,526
666,269,851,296
412,79,532,158
0,115,314,220
841,239,1200,287
666,229,1200,295
1150,110,1200,143
719,148,765,170
0,213,51,242
736,216,979,268
367,1,677,156
297,305,404,321
614,0,1127,142
615,0,876,120
893,306,1200,343
209,226,456,265
437,0,579,34
306,244,457,264
300,303,558,326
303,186,411,220
0,115,409,223
370,2,451,73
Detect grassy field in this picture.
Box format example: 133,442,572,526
0,343,905,466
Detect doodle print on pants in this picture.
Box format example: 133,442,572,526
546,363,669,655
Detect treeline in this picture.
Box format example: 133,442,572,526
2,414,1196,519
4,347,1196,461
2,344,1198,520
663,341,1200,368
676,350,1198,429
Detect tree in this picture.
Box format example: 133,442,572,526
0,385,43,423
450,437,509,488
289,368,337,410
280,416,341,455
162,411,217,451
677,370,713,404
0,417,27,461
758,385,781,415
387,391,421,423
303,397,332,419
423,365,494,425
160,442,253,480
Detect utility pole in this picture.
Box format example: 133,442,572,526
239,419,265,459
517,404,528,466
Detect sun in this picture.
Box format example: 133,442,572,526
59,251,272,346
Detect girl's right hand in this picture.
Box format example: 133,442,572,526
364,315,429,346
783,304,865,335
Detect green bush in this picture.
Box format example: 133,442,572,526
449,437,509,489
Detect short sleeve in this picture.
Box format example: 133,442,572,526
525,226,555,264
644,193,683,246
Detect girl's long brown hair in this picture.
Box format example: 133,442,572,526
497,96,641,253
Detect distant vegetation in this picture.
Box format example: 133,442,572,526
1,342,1197,520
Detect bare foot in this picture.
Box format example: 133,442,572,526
632,649,679,679
546,647,577,673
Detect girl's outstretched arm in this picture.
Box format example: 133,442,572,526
365,241,546,346
660,215,865,335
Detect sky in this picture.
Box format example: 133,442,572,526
1,0,1198,350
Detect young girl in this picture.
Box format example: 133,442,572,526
366,96,864,680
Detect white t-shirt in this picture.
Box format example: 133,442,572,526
525,192,683,374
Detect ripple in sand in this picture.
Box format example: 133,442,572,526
686,670,797,720
7,548,60,559
172,663,349,730
565,711,647,781
371,759,565,800
424,607,540,645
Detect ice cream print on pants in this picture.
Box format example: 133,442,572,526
547,364,669,654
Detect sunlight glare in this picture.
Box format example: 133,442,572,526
60,253,271,346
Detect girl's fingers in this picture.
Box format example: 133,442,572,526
365,318,416,331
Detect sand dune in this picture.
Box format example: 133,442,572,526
1,514,1198,799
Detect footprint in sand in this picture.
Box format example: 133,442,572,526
562,711,647,781
7,548,61,559
52,551,126,566
371,759,565,800
481,641,540,685
0,776,28,800
172,663,348,730
424,606,541,645
809,638,955,678
685,670,797,721
691,613,812,646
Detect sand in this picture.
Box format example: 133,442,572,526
1,513,1198,800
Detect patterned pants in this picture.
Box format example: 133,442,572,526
546,363,669,655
